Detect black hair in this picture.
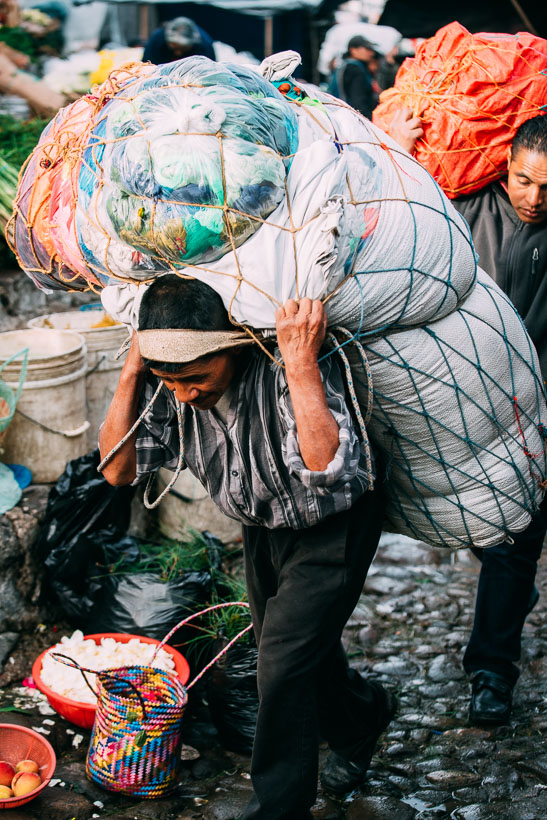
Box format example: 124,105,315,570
139,274,232,373
512,114,547,159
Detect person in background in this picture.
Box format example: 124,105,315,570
375,38,414,92
388,109,547,726
375,43,400,92
143,16,215,66
329,34,381,118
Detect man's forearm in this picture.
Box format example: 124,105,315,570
285,361,339,471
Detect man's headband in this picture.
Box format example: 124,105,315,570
137,328,255,364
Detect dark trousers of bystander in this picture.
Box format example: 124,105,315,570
463,495,547,686
241,488,385,820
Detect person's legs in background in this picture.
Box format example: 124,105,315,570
463,497,547,724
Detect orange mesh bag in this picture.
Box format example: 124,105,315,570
6,62,156,293
373,22,547,198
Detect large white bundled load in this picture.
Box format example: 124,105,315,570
11,52,546,548
348,269,547,548
11,54,477,335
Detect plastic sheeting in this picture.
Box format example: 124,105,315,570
207,637,258,754
70,0,325,11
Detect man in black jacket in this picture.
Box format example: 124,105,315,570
454,115,547,725
388,111,547,725
329,35,380,119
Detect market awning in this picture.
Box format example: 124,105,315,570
378,0,547,38
73,0,328,12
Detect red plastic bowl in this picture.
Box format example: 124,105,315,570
0,723,56,809
31,633,190,730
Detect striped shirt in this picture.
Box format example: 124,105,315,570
134,349,374,529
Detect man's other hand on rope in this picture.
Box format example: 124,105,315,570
388,106,423,154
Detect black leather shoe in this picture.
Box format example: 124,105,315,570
469,670,513,726
320,688,397,797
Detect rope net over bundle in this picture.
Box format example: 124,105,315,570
6,51,547,548
373,22,547,198
7,53,477,328
344,272,546,548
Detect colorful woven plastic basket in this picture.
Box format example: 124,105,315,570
86,664,187,798
51,602,252,799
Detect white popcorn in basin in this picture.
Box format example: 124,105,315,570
39,631,177,704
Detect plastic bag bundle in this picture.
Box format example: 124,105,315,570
77,59,298,283
8,58,298,291
347,269,547,548
9,54,477,339
372,22,547,199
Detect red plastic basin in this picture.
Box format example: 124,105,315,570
0,723,56,809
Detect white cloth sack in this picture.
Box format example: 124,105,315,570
351,268,547,548
99,54,546,548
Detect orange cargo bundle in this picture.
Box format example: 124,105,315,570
373,22,547,198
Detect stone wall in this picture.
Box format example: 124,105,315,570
0,268,96,331
0,486,50,673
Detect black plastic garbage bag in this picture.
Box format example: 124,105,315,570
87,568,212,643
35,450,135,620
207,636,259,754
36,451,223,652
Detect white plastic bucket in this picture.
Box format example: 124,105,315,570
0,329,89,483
156,467,242,544
28,310,128,450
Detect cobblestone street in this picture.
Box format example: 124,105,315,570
1,532,546,820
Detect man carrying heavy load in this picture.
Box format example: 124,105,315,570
388,110,547,726
99,274,396,816
143,16,215,65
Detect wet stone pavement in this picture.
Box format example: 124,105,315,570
1,533,546,820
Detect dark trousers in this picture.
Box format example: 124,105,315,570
463,496,547,686
240,489,385,820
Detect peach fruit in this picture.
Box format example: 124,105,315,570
11,771,41,796
15,759,39,774
0,784,14,798
0,761,15,787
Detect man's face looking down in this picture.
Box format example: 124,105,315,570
507,146,547,225
150,352,237,411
